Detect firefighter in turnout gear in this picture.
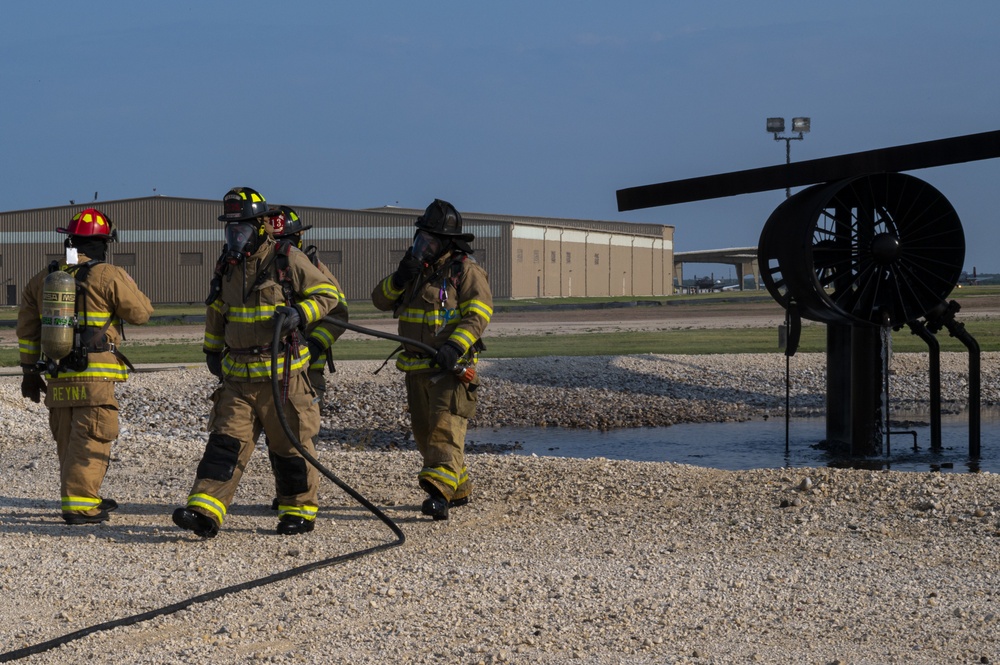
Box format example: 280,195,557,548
172,187,343,538
270,205,349,408
16,208,154,525
371,199,493,520
267,204,349,511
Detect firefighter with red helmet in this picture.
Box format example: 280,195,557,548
16,208,154,524
371,199,493,520
172,187,343,538
270,205,349,408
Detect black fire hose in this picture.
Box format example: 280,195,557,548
0,315,407,663
269,310,405,546
318,316,439,357
316,316,479,381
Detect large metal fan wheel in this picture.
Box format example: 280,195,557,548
758,173,965,327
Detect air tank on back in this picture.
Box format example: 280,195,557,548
40,270,77,362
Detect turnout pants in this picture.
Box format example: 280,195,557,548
186,372,321,527
405,371,478,502
49,405,119,517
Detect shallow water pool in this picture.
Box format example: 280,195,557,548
467,410,1000,473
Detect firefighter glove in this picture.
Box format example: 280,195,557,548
205,351,223,379
21,372,46,403
307,338,325,363
275,305,303,336
433,341,463,372
392,251,423,289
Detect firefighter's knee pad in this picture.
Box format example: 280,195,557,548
269,451,309,496
196,433,241,481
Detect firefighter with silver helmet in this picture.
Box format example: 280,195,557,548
270,205,349,408
371,199,493,520
16,208,154,525
172,187,343,538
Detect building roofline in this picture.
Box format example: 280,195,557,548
4,196,673,236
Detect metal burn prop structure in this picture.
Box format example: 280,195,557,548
617,130,1000,460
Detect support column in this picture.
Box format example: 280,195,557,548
826,323,851,449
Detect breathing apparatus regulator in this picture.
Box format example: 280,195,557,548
223,220,269,264
410,230,446,266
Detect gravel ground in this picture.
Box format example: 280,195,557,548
1,354,998,664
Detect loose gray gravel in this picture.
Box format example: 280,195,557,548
0,354,998,664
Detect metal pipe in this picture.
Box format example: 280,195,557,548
926,301,981,458
942,318,981,458
907,320,942,450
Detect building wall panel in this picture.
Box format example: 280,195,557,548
1,197,671,306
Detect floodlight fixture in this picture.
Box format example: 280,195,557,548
766,116,812,198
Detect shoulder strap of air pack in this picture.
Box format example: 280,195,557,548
205,249,231,306
273,240,295,305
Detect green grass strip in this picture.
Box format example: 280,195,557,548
3,320,998,367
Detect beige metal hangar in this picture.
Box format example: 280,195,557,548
0,196,674,305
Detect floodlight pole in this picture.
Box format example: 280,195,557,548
767,117,811,198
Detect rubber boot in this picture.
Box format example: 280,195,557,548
172,508,219,538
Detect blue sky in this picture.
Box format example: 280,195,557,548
3,1,999,275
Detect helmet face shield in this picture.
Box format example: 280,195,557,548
411,230,444,264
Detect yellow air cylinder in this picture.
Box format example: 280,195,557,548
40,270,77,362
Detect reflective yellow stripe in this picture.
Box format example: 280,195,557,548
19,339,40,354
419,466,460,491
228,304,277,323
221,352,310,379
49,362,129,381
277,505,318,520
204,331,225,352
298,299,320,323
460,299,493,323
398,308,458,328
309,328,334,347
187,493,226,523
79,311,115,326
62,496,101,512
396,354,435,372
449,328,476,351
302,282,339,299
396,351,479,373
380,276,403,300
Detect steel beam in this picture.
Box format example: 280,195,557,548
617,130,1000,211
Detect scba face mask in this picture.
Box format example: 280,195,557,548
224,221,263,263
411,230,445,265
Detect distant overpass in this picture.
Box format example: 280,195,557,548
674,247,759,291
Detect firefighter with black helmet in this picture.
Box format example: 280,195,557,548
371,199,493,520
172,187,343,538
16,208,154,524
270,205,349,408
